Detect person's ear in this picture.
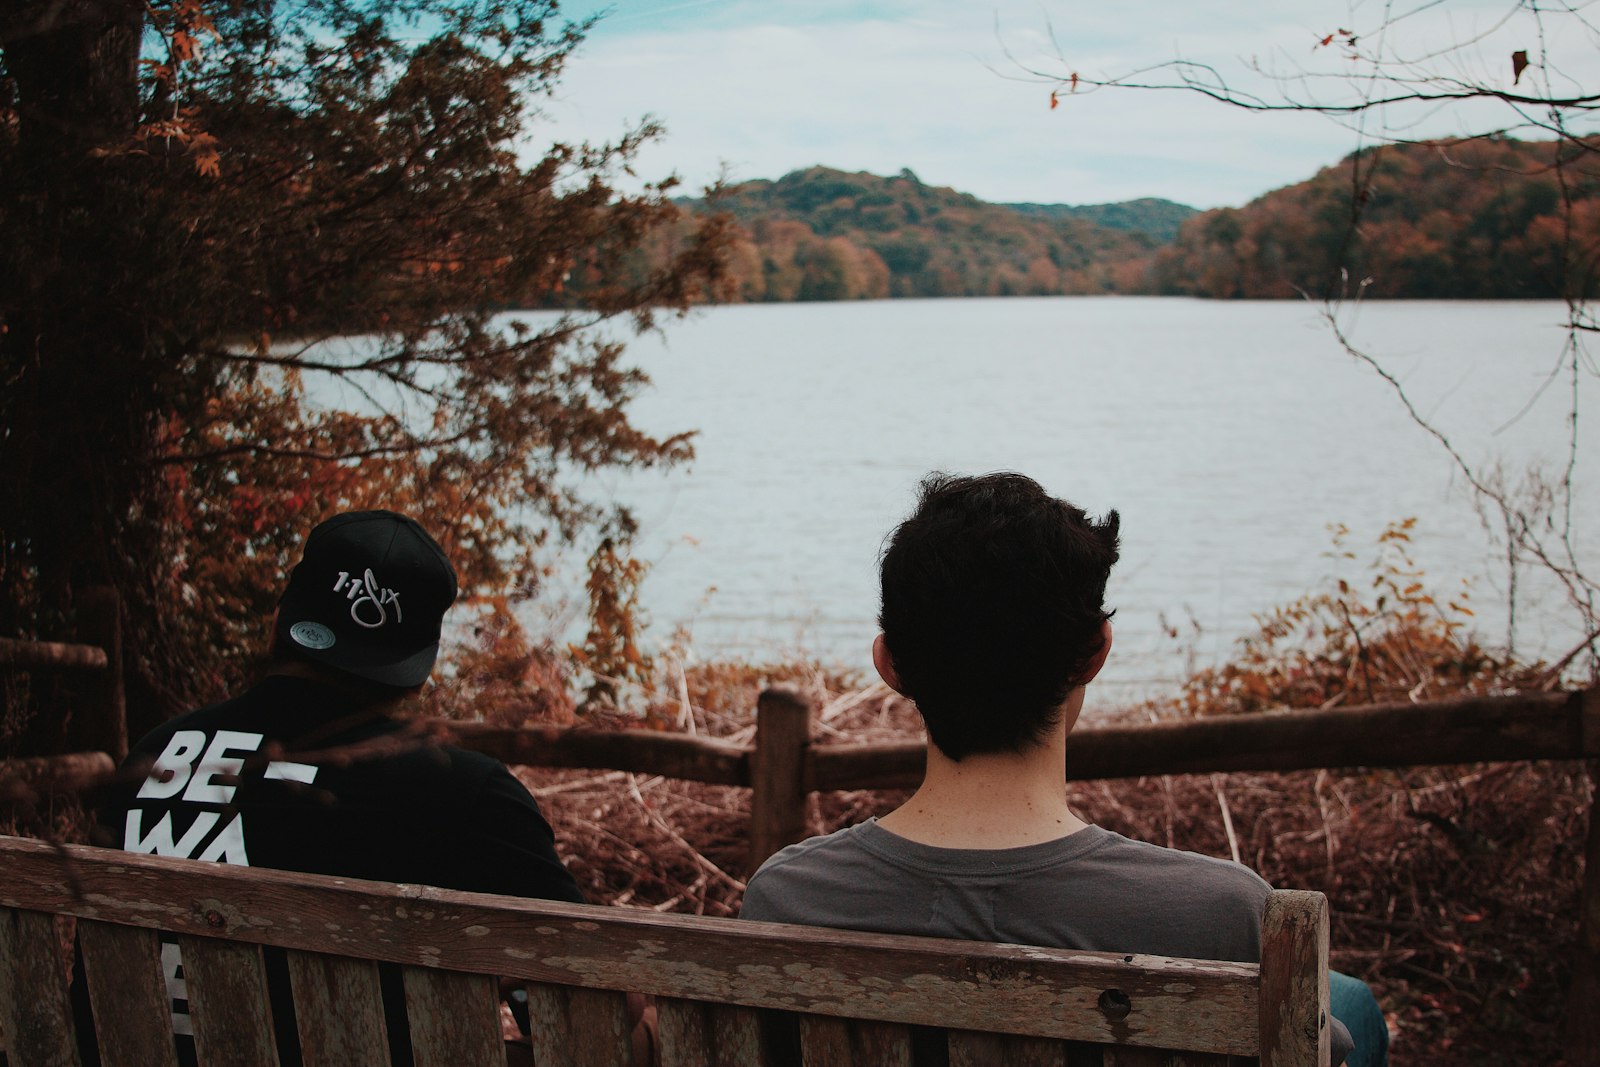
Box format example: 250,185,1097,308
872,633,907,695
1079,619,1114,685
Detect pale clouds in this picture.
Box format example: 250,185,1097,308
536,1,1599,208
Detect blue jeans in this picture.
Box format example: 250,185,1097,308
1331,970,1389,1067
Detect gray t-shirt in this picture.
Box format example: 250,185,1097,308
741,819,1353,1062
741,820,1268,961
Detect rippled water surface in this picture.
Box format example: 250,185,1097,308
541,297,1597,706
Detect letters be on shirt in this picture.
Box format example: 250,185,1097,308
123,729,318,1036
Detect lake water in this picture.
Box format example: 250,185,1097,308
539,297,1598,705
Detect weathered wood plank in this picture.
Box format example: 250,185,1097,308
77,921,177,1067
0,837,1263,1054
1103,1051,1163,1066
176,935,279,1067
798,1014,852,1067
403,967,505,1067
949,1031,1007,1067
1001,1036,1068,1066
812,690,1585,790
1103,1050,1232,1066
285,950,390,1067
402,966,505,1067
948,1031,1075,1066
0,907,81,1067
524,982,573,1067
656,997,712,1067
708,1004,766,1067
444,722,748,785
567,987,631,1067
849,1021,913,1066
1258,892,1329,1067
657,998,769,1067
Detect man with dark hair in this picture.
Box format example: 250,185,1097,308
874,471,1121,767
90,510,584,1063
741,472,1383,1066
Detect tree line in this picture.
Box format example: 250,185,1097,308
1148,136,1600,300
655,140,1600,303
667,167,1169,302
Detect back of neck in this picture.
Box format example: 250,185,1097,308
876,737,1088,850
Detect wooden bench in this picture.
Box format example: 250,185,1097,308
0,835,1333,1066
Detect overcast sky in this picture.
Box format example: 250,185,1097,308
536,0,1592,209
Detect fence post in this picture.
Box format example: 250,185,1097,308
749,686,811,871
74,585,127,761
1567,688,1600,1067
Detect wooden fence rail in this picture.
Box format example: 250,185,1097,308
0,585,127,762
433,686,1599,933
447,723,748,785
809,689,1597,791
0,637,109,673
438,687,1597,795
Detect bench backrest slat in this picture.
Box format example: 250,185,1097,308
947,1030,1076,1065
656,997,765,1067
566,987,634,1067
655,996,712,1066
178,935,280,1067
400,967,505,1067
0,840,1264,1054
793,1017,908,1067
524,982,577,1067
797,1014,861,1064
77,920,177,1067
1100,1050,1231,1066
710,1003,767,1066
284,951,391,1067
521,983,635,1067
0,907,82,1067
0,836,1330,1066
844,1018,915,1066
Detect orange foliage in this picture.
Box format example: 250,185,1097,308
1159,520,1538,720
1152,137,1600,299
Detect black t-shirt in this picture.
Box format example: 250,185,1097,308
101,674,583,901
83,674,583,1063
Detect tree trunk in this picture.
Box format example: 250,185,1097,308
0,0,152,755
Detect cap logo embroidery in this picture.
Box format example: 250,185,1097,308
332,569,403,629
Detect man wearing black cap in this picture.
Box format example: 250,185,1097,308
91,510,583,1061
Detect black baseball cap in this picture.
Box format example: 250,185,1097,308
273,510,458,687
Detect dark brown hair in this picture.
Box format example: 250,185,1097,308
878,472,1120,760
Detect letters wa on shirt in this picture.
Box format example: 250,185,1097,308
124,728,319,864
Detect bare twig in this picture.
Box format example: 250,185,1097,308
1211,773,1241,864
625,773,746,894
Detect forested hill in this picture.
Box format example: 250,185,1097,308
1147,137,1600,299
659,141,1597,304
1002,198,1197,243
675,167,1177,301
